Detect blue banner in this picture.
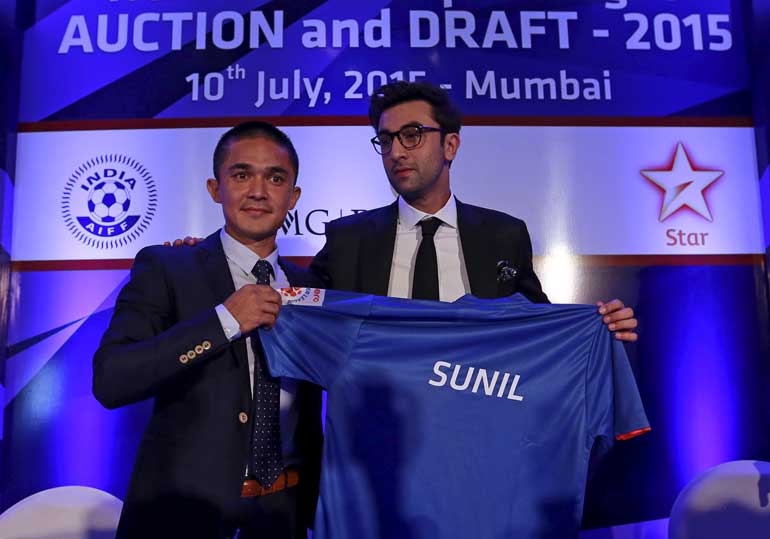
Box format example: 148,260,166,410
20,0,749,121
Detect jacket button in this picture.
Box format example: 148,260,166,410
194,345,204,354
238,412,248,424
202,340,212,350
179,354,189,364
186,350,196,360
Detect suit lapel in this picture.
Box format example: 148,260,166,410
198,231,236,302
359,201,398,296
278,257,305,287
457,200,498,299
197,231,250,392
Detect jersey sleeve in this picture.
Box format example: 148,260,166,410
585,326,650,444
258,299,363,389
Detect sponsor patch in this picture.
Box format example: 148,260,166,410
278,287,326,306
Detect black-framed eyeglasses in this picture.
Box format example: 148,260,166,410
370,124,443,155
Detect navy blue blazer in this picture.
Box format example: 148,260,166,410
93,231,323,538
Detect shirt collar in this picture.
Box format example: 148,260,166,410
219,228,280,279
397,195,458,229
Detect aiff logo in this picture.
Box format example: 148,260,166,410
62,154,157,248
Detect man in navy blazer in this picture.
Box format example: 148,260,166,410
311,81,638,339
93,122,322,539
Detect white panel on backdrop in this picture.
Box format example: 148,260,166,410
12,126,763,261
452,126,763,256
13,126,392,260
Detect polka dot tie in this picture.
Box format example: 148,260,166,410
249,259,283,487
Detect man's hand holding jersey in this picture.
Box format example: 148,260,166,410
223,285,282,332
597,299,638,342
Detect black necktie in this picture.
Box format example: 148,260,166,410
249,259,283,487
412,217,442,300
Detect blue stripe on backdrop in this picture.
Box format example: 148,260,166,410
8,318,85,358
29,0,70,28
761,167,770,251
3,307,152,508
7,269,128,346
645,264,769,492
579,263,770,527
42,0,327,121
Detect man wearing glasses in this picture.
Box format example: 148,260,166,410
310,81,638,337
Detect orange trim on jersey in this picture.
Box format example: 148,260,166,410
615,427,651,441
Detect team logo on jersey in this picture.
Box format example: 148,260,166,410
61,154,157,249
640,142,723,222
278,287,326,306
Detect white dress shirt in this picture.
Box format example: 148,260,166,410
214,228,299,464
388,195,471,302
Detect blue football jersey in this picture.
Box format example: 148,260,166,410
259,290,649,539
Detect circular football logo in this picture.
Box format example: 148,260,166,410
61,154,157,248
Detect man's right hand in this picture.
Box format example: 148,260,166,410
224,285,282,332
163,236,203,247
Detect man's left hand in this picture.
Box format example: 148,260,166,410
597,299,638,342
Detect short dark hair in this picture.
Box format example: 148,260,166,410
212,121,299,183
368,81,462,136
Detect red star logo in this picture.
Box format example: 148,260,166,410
641,143,724,222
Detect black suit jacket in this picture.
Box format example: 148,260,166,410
310,199,549,302
93,231,323,538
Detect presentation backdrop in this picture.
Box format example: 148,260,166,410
4,1,769,535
